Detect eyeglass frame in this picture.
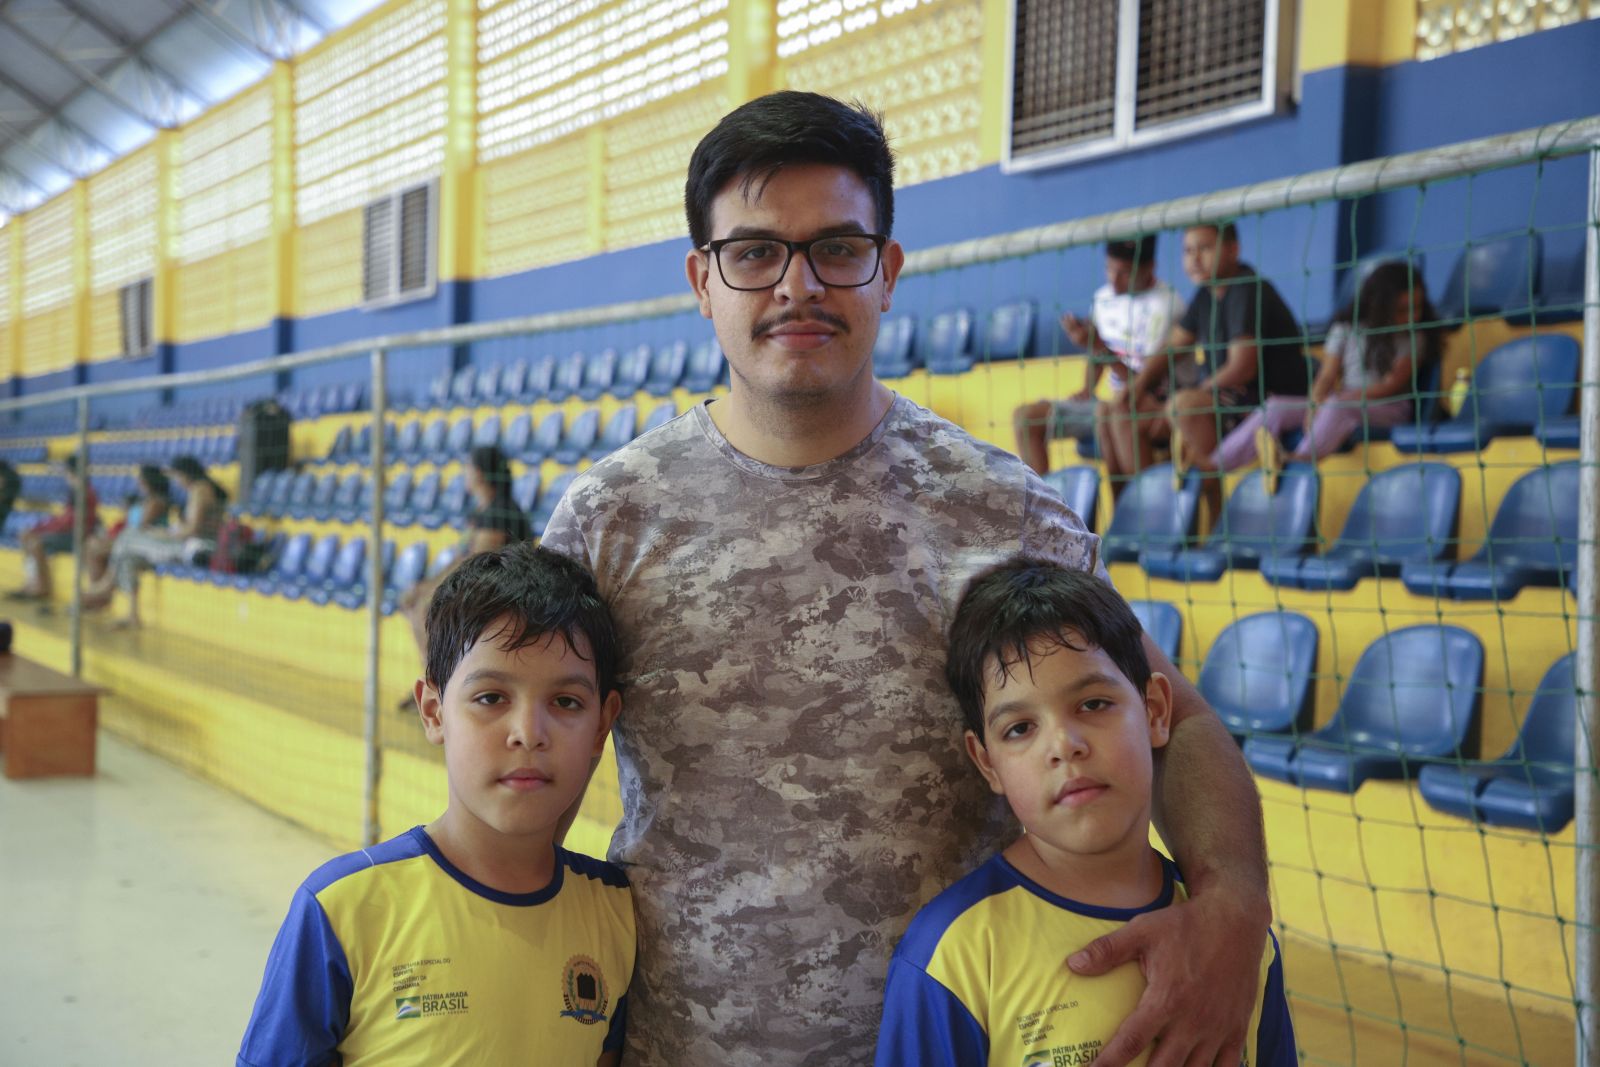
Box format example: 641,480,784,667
699,233,890,292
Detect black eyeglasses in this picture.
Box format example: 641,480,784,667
701,234,888,291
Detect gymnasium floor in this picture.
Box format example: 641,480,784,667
0,725,336,1066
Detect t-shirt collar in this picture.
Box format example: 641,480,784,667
691,393,905,483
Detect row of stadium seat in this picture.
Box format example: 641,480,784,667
1126,600,1573,831
312,401,677,468
238,465,575,535
406,341,727,413
84,432,239,467
1061,456,1579,601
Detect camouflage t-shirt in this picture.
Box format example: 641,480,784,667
542,396,1105,1066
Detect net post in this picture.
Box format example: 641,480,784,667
69,394,88,679
363,348,387,847
1577,144,1600,1067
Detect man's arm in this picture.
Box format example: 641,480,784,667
1071,635,1270,1067
1129,324,1193,399
1196,337,1261,394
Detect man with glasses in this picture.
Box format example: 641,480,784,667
544,91,1270,1067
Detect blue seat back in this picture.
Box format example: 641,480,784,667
533,471,576,527
437,474,468,518
524,354,558,400
501,358,529,400
1129,600,1182,662
646,341,689,393
1437,234,1541,321
302,535,341,582
330,538,366,588
533,411,564,454
1105,464,1200,550
420,419,448,456
446,366,474,407
353,424,373,457
274,533,313,579
1042,466,1100,529
563,408,601,451
325,426,352,461
502,412,532,455
923,308,973,366
599,406,637,452
339,381,363,413
428,542,462,577
285,470,318,511
1197,612,1319,735
1335,625,1483,757
445,416,473,455
583,348,619,396
511,471,540,514
391,541,429,591
353,476,375,514
424,368,452,407
473,414,501,450
643,401,676,434
1481,461,1580,569
332,472,362,510
1509,654,1576,776
395,421,421,458
246,468,275,505
1333,463,1459,564
872,315,917,372
309,473,339,510
984,301,1035,360
266,469,297,509
553,351,587,396
615,344,651,395
408,470,441,513
382,469,413,512
1214,466,1320,559
1463,335,1579,431
476,363,502,404
684,341,726,392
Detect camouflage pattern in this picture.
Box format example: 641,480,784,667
542,396,1104,1065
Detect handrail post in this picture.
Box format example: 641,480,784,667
1575,144,1600,1067
69,395,88,679
363,349,387,847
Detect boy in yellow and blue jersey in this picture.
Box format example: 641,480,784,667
239,543,633,1066
876,559,1294,1066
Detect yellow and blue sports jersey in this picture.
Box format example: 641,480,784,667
238,826,635,1067
875,853,1294,1067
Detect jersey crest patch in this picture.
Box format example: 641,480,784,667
560,954,609,1025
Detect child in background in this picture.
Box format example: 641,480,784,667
239,542,632,1066
876,558,1294,1067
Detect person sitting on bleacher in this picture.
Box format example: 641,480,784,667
86,455,227,629
82,464,171,597
10,453,97,603
1121,223,1310,515
1012,236,1185,479
398,445,533,688
1207,262,1443,474
0,460,19,533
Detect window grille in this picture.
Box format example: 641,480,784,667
361,180,436,308
119,278,153,358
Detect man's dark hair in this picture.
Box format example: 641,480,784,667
1191,221,1239,244
1107,235,1157,266
946,557,1152,740
468,444,515,499
425,541,619,701
685,91,895,249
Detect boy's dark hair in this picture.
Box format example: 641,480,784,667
685,91,895,250
946,557,1152,740
425,541,619,701
1106,235,1157,265
1191,221,1239,244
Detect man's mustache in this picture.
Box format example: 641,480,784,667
751,309,851,342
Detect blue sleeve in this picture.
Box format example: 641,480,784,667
603,992,627,1053
237,886,352,1067
1253,933,1297,1067
874,957,988,1067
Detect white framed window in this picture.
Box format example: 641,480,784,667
1004,0,1295,172
362,180,437,309
119,278,153,359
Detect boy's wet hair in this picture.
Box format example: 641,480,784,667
425,541,619,700
946,557,1151,740
1106,235,1157,265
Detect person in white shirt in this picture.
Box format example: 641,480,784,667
1013,236,1187,485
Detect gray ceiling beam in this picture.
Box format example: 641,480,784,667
267,0,329,35
0,10,170,129
48,0,213,105
175,0,283,63
0,68,117,158
0,115,93,180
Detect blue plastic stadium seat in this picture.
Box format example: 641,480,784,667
279,535,341,600
338,380,364,413
532,471,576,535
1535,416,1580,451
381,469,413,522
1128,600,1181,663
1042,466,1100,530
273,470,316,520
392,470,437,528
475,363,503,406
528,411,564,462
245,532,313,593
1197,612,1319,739
255,469,296,519
644,342,689,397
435,416,473,463
923,308,975,375
642,401,677,435
1400,460,1578,601
448,366,476,409
549,352,588,403
332,540,394,611
372,541,429,615
1389,336,1578,453
612,344,651,399
424,473,468,531
1244,625,1483,792
307,538,366,606
511,471,540,516
683,341,726,394
297,473,339,521
500,359,529,402
594,406,637,459
392,421,422,464
473,414,501,451
237,469,277,516
1141,466,1319,583
1100,464,1201,563
338,476,374,525
872,315,918,378
322,472,363,523
1434,234,1542,325
578,348,619,402
1259,462,1459,592
522,353,558,402
502,412,533,460
1507,244,1586,326
553,409,601,465
983,301,1035,364
1418,653,1576,832
416,419,448,464
417,368,451,411
318,428,352,466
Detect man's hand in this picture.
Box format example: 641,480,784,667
1070,385,1096,404
1069,885,1268,1067
1061,312,1092,350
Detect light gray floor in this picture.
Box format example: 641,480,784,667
0,732,338,1067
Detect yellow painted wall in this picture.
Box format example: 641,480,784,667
173,239,277,343
296,211,365,318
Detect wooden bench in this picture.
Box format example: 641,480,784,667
0,654,102,779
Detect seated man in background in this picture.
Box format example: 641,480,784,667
1012,236,1184,482
10,453,97,603
1122,223,1311,514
